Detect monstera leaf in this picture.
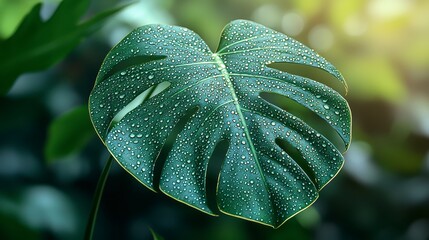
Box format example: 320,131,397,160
89,20,351,228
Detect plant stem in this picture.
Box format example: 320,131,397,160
84,155,113,240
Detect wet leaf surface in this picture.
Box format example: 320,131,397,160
89,20,351,228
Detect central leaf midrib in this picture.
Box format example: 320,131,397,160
212,53,273,213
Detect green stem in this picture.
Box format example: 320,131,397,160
84,155,113,240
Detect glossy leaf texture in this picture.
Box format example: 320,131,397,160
89,20,351,228
0,0,130,95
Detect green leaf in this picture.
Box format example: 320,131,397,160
89,20,351,228
0,0,41,39
0,0,130,95
45,105,94,162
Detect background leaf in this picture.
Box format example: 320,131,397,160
0,0,41,39
0,0,130,95
45,105,94,162
89,20,351,228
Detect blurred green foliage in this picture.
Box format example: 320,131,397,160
45,105,94,162
0,0,42,39
0,0,129,95
1,0,428,239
